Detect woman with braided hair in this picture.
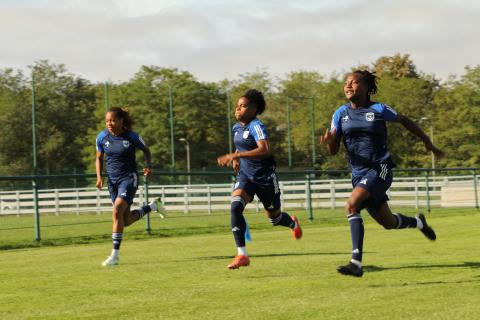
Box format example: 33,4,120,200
321,70,444,277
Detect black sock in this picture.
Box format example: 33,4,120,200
348,213,364,263
137,204,152,219
393,213,417,228
231,196,246,247
269,212,295,228
112,232,123,250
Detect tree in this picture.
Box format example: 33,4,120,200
374,53,419,79
29,61,97,174
0,69,31,175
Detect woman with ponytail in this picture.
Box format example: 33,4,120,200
96,107,162,267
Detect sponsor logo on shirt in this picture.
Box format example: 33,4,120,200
123,140,130,148
360,178,368,185
104,141,110,148
243,131,249,139
366,112,375,121
342,115,349,122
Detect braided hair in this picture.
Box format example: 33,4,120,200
242,89,266,115
353,70,378,99
107,107,134,130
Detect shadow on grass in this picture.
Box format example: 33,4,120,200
206,251,347,260
364,261,480,273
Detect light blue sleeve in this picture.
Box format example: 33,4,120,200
95,132,105,153
129,131,148,150
374,103,398,121
330,107,343,134
250,120,268,141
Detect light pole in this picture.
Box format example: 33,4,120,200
31,72,40,241
226,91,233,154
419,117,435,172
179,138,191,185
152,78,175,170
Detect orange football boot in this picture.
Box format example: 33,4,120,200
227,255,250,269
291,215,302,240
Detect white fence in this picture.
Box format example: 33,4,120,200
0,175,479,216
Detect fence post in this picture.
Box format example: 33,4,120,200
54,189,60,216
414,178,419,209
96,188,101,214
330,180,335,209
16,191,21,216
473,169,479,209
207,185,212,214
32,179,41,241
425,171,431,213
184,186,189,214
280,182,285,209
76,189,80,215
144,177,151,234
306,174,313,221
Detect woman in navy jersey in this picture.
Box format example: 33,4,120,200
321,70,444,277
96,107,162,267
217,89,302,270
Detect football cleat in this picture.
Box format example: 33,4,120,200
337,262,363,277
416,213,436,241
227,255,250,269
155,198,166,219
102,255,119,267
291,215,303,240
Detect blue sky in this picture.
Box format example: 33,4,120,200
0,0,478,82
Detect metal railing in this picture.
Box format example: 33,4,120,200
0,168,479,241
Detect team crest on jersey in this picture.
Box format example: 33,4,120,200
123,140,130,148
243,131,249,139
104,141,110,148
366,112,375,121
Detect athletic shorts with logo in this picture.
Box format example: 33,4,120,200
352,163,392,213
108,172,139,205
234,173,281,211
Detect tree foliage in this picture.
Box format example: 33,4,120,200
0,55,479,176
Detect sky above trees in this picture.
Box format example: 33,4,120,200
0,0,479,83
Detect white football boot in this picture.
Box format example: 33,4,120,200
102,255,119,267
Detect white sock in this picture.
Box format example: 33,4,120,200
350,259,362,268
149,201,157,212
415,216,423,229
111,249,119,258
237,246,247,256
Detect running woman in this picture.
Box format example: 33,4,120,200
217,89,303,270
321,70,444,277
96,107,162,267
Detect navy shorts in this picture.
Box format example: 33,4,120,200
352,164,393,213
234,173,281,212
108,173,139,205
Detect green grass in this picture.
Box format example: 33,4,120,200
0,208,479,319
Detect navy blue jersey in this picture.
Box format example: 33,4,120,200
330,102,398,174
96,129,147,183
233,118,276,182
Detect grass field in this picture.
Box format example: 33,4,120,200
0,208,479,319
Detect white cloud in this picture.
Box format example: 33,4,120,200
0,0,478,82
